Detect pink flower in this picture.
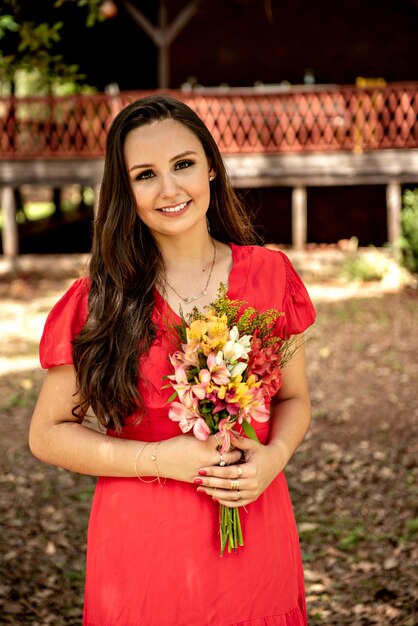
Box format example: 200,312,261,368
239,387,270,423
224,387,242,415
167,361,187,383
169,342,199,368
225,400,241,415
191,369,211,400
207,352,231,385
168,403,210,441
206,387,226,414
181,339,200,366
168,400,200,434
168,363,195,409
169,350,187,368
193,417,211,441
217,417,233,453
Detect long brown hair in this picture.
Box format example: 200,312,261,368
73,94,259,431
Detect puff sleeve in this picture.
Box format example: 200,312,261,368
39,276,90,368
278,251,316,337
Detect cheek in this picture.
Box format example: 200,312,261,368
132,188,149,215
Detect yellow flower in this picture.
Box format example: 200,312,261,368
225,379,254,408
200,317,229,356
246,374,261,389
203,310,226,323
217,385,227,400
187,319,208,342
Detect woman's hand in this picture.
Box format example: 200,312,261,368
157,433,242,484
193,432,287,507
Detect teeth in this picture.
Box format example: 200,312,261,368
160,202,188,213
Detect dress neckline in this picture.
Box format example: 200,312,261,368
153,242,249,324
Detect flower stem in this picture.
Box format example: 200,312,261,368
219,504,244,556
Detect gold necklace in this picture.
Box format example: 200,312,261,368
165,240,217,305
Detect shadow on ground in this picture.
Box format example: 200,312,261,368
0,278,417,625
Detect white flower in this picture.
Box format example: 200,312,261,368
238,334,252,352
223,339,248,363
229,326,240,342
229,361,248,378
215,350,225,365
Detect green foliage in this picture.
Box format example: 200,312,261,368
0,3,95,93
400,188,418,273
338,525,367,551
208,283,283,344
340,247,414,287
341,248,394,282
404,518,418,540
18,21,63,53
55,0,104,28
0,14,19,38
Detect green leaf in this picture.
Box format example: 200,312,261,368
240,419,260,443
0,15,19,39
166,390,178,404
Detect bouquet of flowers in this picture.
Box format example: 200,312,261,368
164,286,297,555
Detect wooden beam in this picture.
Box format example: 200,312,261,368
123,0,200,88
225,149,418,188
158,2,169,90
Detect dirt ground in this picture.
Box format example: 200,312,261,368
0,271,417,626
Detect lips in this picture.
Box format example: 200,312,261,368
157,200,191,214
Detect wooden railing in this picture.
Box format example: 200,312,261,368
0,83,417,158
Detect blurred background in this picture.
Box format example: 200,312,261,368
0,1,417,625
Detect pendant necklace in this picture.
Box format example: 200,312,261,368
165,240,217,305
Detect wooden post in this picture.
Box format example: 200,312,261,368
158,1,169,89
52,187,63,221
1,186,18,259
386,180,402,245
123,0,200,88
292,185,307,250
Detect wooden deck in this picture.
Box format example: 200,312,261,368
1,84,418,259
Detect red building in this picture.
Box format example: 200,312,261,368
1,0,418,257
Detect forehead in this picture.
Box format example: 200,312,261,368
124,118,205,162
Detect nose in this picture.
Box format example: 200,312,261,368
159,172,179,199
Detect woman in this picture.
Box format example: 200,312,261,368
29,95,315,626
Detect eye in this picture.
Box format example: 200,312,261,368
135,169,154,181
174,159,194,171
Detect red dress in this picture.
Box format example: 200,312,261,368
40,244,316,626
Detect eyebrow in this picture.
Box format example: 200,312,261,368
129,150,198,172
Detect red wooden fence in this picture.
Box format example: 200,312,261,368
0,83,417,159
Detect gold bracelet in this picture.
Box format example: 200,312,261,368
150,441,166,487
134,443,158,484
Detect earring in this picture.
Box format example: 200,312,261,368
209,176,215,182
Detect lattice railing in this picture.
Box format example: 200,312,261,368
0,83,417,158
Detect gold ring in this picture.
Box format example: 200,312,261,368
230,479,239,491
219,453,226,467
237,491,242,500
236,465,242,478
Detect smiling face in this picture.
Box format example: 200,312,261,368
124,118,215,243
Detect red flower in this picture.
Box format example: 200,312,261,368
248,339,283,399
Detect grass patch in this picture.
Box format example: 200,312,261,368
1,200,86,229
338,525,367,551
403,518,418,541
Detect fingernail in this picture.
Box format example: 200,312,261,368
212,497,218,502
193,478,203,485
197,488,205,494
198,469,207,476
